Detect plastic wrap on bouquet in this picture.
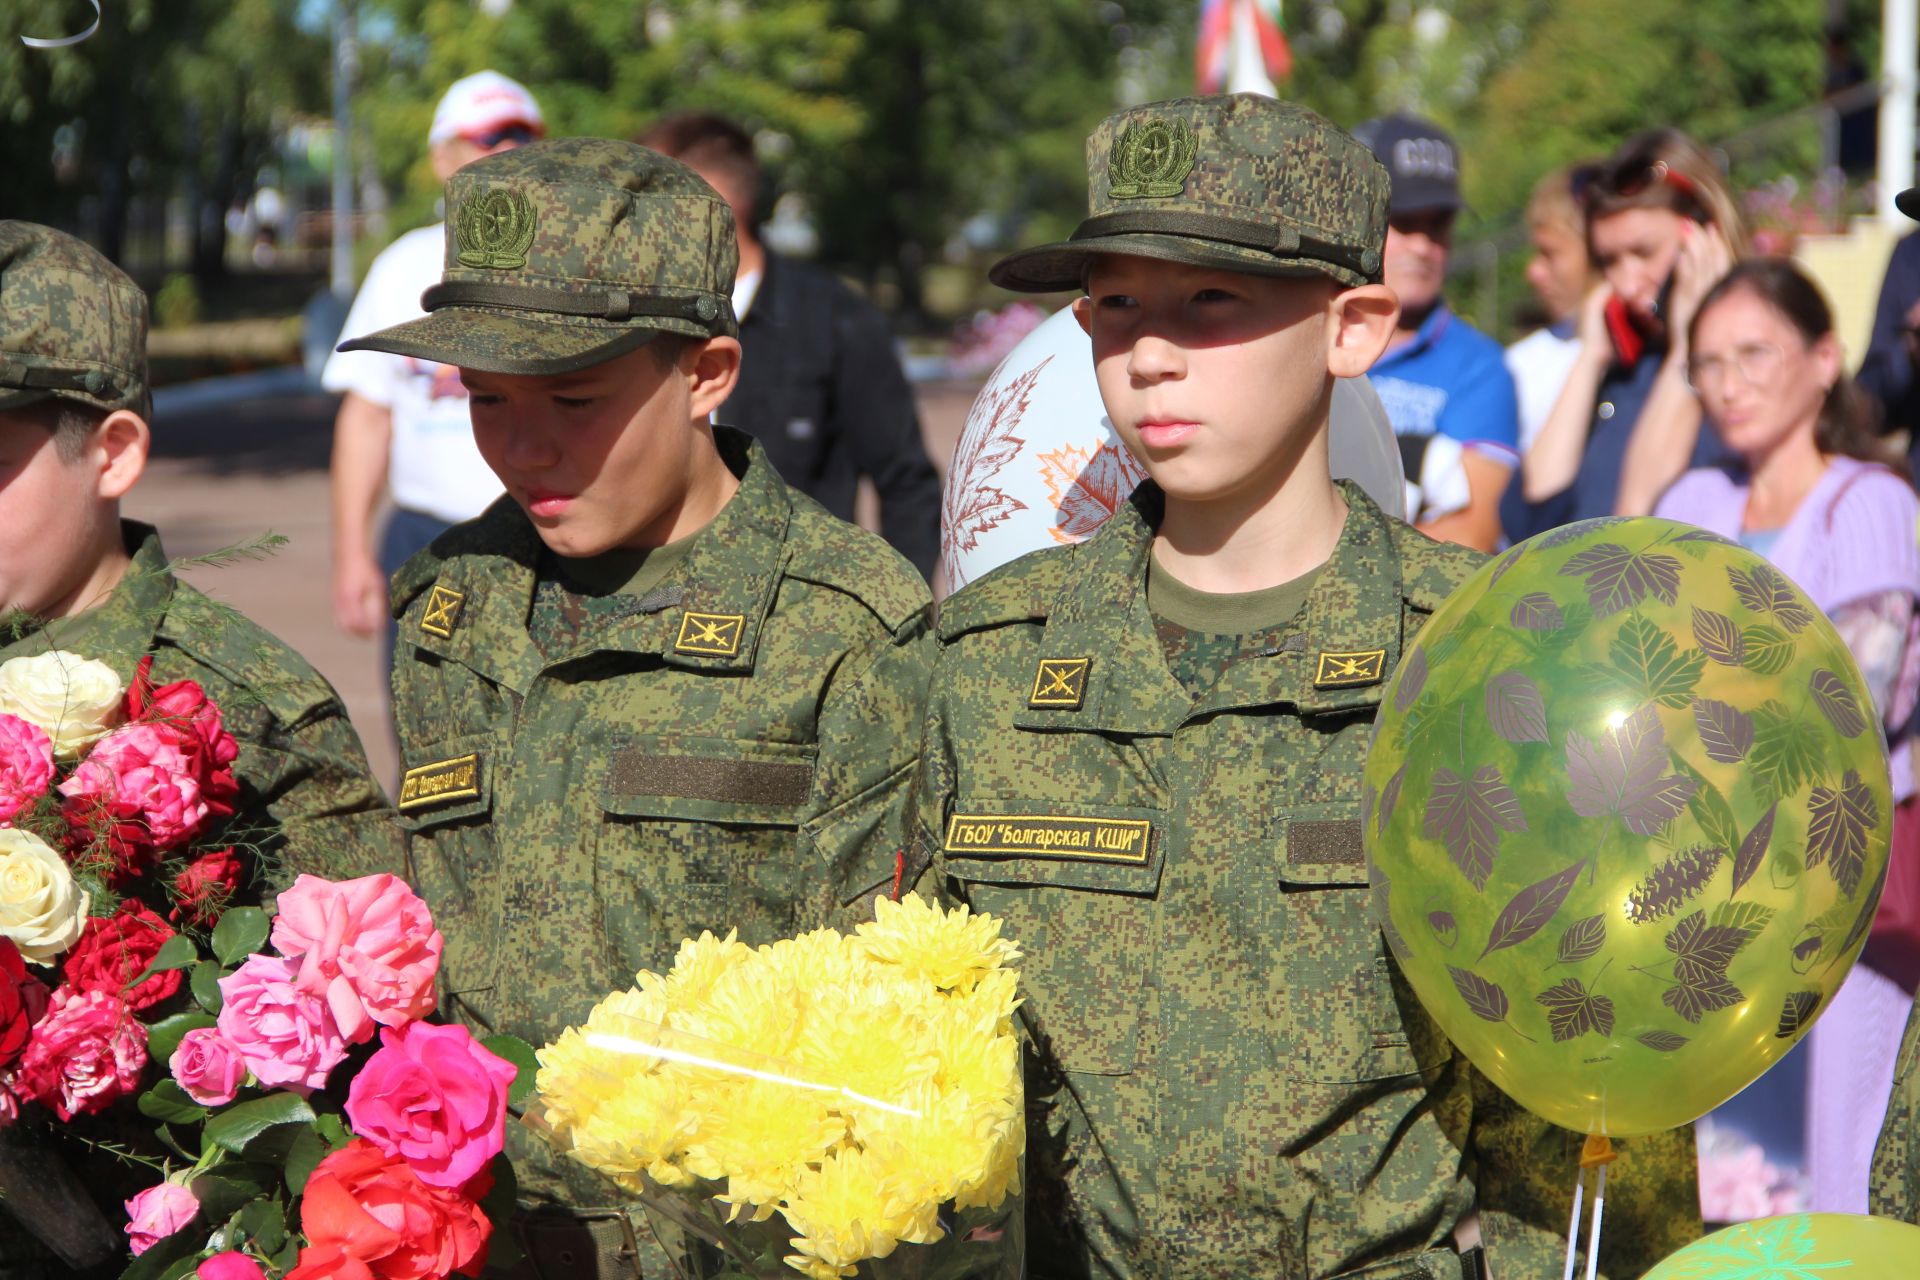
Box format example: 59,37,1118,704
532,894,1025,1280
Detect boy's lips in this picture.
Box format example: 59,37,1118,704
1136,420,1200,449
522,488,576,518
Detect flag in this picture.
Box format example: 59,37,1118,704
1196,0,1291,96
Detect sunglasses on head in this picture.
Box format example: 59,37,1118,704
465,123,538,149
1580,155,1705,215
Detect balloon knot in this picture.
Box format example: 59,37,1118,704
1579,1133,1618,1168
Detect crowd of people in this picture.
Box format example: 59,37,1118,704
10,65,1920,1280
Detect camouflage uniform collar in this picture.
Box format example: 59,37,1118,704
1016,481,1404,731
655,427,790,673
0,522,175,685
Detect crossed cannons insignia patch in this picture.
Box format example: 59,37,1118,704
675,611,745,658
1028,657,1092,709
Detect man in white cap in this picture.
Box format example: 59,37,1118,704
323,70,544,657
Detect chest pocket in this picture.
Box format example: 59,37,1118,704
1271,801,1446,1084
941,799,1164,1076
596,736,818,973
394,733,496,1017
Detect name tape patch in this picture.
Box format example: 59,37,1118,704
398,754,481,811
420,584,465,639
944,813,1152,864
675,611,745,657
1314,648,1387,688
1029,657,1091,709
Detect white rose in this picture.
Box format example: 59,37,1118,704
0,828,88,963
0,651,125,758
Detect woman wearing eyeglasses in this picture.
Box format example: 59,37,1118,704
1655,257,1920,1220
1502,129,1748,541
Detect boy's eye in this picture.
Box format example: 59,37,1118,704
467,392,504,408
1093,293,1137,310
554,395,597,409
1193,287,1236,303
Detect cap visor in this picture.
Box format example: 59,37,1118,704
1898,188,1920,221
989,232,1355,293
336,308,661,376
0,388,53,413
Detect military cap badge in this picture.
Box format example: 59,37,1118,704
1108,118,1198,200
456,189,537,269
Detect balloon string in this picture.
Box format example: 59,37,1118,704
1583,1161,1608,1280
1562,1162,1585,1280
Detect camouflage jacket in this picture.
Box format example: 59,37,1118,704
907,483,1701,1279
0,523,399,884
389,429,933,1207
1870,994,1920,1217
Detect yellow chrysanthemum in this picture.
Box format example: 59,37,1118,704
782,1146,939,1274
661,928,753,1003
853,892,1019,991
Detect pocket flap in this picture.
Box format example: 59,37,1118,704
941,799,1165,894
395,734,492,829
1276,801,1369,887
603,736,816,826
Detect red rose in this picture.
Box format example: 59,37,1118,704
171,848,243,928
0,939,48,1069
12,985,147,1120
131,673,239,822
62,901,183,1012
287,1140,491,1280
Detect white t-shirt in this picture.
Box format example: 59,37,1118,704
1505,323,1582,457
321,225,504,524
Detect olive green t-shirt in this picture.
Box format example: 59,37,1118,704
527,531,701,659
1148,551,1323,698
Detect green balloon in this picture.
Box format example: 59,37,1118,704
1645,1213,1920,1277
1364,517,1891,1137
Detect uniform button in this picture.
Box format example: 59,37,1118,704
694,295,719,322
1597,401,1616,420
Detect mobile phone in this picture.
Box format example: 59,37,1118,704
1648,272,1676,325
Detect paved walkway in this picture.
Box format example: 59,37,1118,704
137,376,976,790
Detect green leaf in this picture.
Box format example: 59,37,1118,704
314,1111,351,1149
146,1011,218,1067
482,1033,541,1109
205,1093,317,1154
285,1125,328,1196
191,961,225,1014
239,1198,288,1254
126,934,199,992
190,1164,277,1220
153,1121,198,1162
212,907,271,966
137,1080,208,1126
479,1153,523,1269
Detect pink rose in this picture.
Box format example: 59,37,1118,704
345,1021,516,1188
124,1181,199,1255
216,954,347,1094
12,985,146,1120
170,1026,247,1106
0,714,52,826
198,1253,267,1280
0,1081,18,1128
271,875,442,1045
59,722,209,871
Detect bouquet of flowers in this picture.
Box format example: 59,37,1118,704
535,893,1024,1280
0,650,529,1280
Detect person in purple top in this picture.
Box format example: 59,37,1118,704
1656,257,1920,1220
1353,113,1518,552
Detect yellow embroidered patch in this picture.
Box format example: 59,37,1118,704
1314,648,1387,688
420,584,465,639
1028,657,1091,709
397,754,481,811
675,612,745,657
945,813,1152,864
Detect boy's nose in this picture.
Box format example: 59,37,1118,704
1126,334,1185,383
499,425,560,471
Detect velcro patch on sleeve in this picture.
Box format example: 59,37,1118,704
944,813,1152,864
611,752,813,807
1290,818,1365,866
398,754,482,811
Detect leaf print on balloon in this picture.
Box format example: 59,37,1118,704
1564,705,1697,835
1038,441,1149,545
1394,646,1430,714
1371,866,1411,959
1607,614,1705,708
1740,623,1796,676
1711,900,1776,936
1425,765,1527,890
1751,700,1822,800
1686,774,1743,864
1559,543,1683,617
1670,527,1736,559
1510,592,1564,631
1377,763,1407,836
1809,669,1870,739
1480,860,1585,960
1449,965,1510,1023
1659,910,1747,1024
1730,804,1777,896
938,356,1045,587
1488,544,1526,586
1485,670,1549,743
1626,845,1724,924
1638,1030,1689,1051
1694,699,1756,764
1776,991,1822,1039
1728,563,1816,634
1556,914,1606,964
1691,606,1745,666
1807,769,1878,898
1538,978,1615,1042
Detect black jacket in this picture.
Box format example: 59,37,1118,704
716,252,940,579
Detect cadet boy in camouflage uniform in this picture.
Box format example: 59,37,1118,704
0,223,399,1274
905,96,1701,1278
337,139,932,1276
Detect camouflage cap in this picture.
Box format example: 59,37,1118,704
989,94,1389,293
339,138,739,376
0,221,150,419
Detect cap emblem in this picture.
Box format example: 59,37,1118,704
1109,119,1197,200
456,189,537,270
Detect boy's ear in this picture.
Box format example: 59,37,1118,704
684,335,743,421
93,409,148,503
1071,295,1093,335
1326,283,1400,379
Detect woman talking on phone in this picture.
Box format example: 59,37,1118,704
1502,128,1748,539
